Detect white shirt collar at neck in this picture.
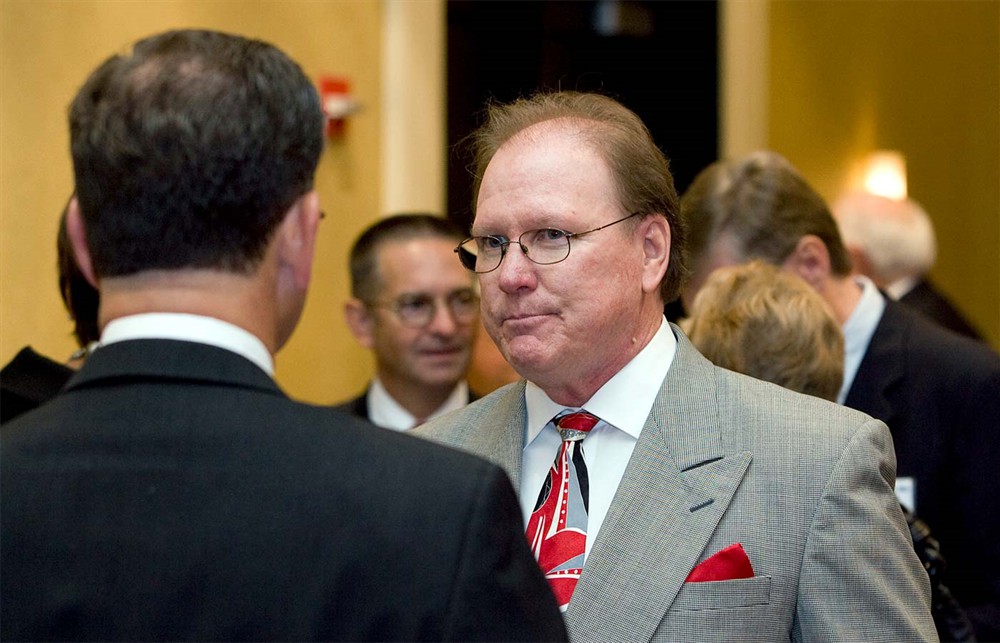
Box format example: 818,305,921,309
368,378,471,431
99,313,274,376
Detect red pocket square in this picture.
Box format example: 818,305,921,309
685,543,755,583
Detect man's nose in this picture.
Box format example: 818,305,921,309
495,242,537,292
425,300,461,335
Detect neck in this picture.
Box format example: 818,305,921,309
821,274,865,325
97,268,280,354
378,375,459,420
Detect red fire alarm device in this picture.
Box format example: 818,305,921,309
318,75,360,139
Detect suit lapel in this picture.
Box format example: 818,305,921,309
844,302,905,429
458,381,528,490
566,330,752,643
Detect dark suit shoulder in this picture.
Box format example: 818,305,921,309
873,301,998,380
328,391,369,421
847,300,1000,430
1,347,74,424
900,280,983,341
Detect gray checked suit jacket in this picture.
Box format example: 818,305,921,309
416,326,937,642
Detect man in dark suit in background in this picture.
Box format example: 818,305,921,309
680,150,1000,640
0,29,565,642
334,214,480,429
832,191,984,341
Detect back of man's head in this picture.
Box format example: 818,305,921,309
70,29,324,279
349,214,466,302
831,193,936,287
681,151,851,278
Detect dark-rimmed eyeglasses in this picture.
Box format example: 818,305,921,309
368,289,479,328
454,212,642,274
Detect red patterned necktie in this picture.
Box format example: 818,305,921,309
525,410,600,611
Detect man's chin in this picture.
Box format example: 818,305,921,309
415,360,469,385
504,342,554,381
416,375,465,391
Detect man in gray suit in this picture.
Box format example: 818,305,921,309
416,91,936,642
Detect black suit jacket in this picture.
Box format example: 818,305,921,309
0,346,73,424
845,301,1000,639
1,339,566,642
899,279,984,341
331,391,372,421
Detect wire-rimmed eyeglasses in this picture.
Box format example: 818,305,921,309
454,212,642,274
368,289,479,328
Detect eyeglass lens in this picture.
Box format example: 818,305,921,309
390,290,479,327
457,212,641,274
457,229,571,273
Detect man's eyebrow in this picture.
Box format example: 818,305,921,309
469,230,510,240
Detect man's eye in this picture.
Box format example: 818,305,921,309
398,297,431,313
480,236,506,251
525,228,568,246
450,290,477,305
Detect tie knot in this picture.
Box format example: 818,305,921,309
555,411,599,442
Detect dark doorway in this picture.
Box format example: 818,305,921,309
446,0,719,229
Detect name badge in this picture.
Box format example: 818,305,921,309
895,477,916,513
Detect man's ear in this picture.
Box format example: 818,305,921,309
344,298,375,349
277,190,321,290
782,234,831,290
639,215,670,294
66,197,97,288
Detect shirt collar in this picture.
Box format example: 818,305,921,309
525,316,676,445
368,378,471,431
99,313,275,376
838,276,886,403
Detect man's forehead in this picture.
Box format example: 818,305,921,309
475,123,616,232
492,118,599,164
375,237,472,290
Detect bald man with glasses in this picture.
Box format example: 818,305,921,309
335,214,481,430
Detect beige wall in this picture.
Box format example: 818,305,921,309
766,0,1000,348
0,0,386,403
381,0,445,214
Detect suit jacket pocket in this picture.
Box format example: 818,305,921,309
672,576,771,611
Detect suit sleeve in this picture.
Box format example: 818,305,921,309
793,418,938,642
442,463,568,642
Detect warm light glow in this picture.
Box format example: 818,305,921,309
861,151,907,200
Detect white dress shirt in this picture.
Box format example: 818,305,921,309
99,313,274,376
521,317,676,559
838,276,886,404
367,378,471,432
